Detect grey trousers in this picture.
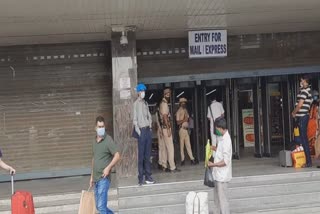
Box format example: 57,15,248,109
213,181,230,214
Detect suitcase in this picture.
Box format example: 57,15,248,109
11,174,35,214
279,150,292,167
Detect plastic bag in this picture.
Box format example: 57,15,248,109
205,140,212,167
203,167,215,188
291,151,306,168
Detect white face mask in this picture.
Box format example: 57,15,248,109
96,127,105,137
140,91,145,99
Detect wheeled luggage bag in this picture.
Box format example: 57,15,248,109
11,174,35,214
279,150,292,167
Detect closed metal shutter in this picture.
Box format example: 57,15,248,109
0,42,112,180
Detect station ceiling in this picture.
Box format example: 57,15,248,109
0,0,320,46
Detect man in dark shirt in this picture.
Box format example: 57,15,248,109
90,116,120,214
292,75,312,167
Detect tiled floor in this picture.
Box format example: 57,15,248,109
0,155,318,199
118,155,318,186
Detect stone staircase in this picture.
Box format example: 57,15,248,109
117,171,320,214
0,189,118,214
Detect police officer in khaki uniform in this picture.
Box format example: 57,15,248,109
176,97,197,165
156,105,169,172
159,88,180,172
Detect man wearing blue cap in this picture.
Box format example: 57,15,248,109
133,83,155,186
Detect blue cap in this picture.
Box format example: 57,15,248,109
136,83,146,92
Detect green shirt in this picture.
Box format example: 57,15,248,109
92,134,119,182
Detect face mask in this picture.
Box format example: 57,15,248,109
314,96,318,101
97,127,105,137
300,82,303,88
140,91,145,99
215,129,223,136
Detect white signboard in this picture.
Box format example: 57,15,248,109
242,109,255,147
188,30,227,58
119,77,131,90
120,90,131,100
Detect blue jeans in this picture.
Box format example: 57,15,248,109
138,127,152,183
297,115,312,166
94,178,113,214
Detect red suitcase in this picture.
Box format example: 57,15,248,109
11,175,35,214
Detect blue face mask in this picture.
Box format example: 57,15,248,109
97,127,105,137
314,96,319,101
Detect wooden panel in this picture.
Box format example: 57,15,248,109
0,42,112,176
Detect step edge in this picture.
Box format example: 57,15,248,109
118,199,320,212
118,171,320,190
118,181,320,200
118,191,320,210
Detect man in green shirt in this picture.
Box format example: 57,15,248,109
90,116,120,214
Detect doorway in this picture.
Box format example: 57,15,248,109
145,84,165,168
231,77,263,159
173,81,199,163
261,76,292,157
200,80,229,161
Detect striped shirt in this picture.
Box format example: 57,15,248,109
295,87,312,117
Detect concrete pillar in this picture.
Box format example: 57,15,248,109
111,29,138,179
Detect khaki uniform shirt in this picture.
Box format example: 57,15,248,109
160,98,170,128
176,107,189,128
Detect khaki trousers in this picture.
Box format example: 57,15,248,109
179,128,194,161
162,128,176,170
157,129,168,168
213,181,230,214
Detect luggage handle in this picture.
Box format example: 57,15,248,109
11,172,14,195
192,193,200,214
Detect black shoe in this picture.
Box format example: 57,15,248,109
181,160,185,166
158,164,163,170
191,159,199,165
138,182,143,186
170,168,181,173
317,166,320,168
162,167,170,172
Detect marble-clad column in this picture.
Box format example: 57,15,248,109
111,29,138,179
